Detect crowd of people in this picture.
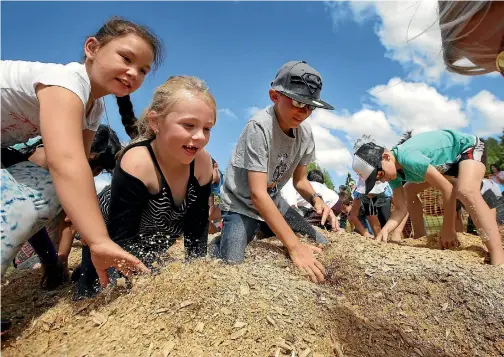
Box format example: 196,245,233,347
1,1,503,337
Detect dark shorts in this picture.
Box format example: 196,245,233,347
444,137,487,178
362,197,391,227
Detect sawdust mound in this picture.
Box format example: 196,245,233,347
1,231,503,357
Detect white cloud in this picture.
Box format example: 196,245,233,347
245,106,264,118
308,120,353,176
218,108,237,119
368,77,468,133
325,1,468,85
467,91,504,137
309,108,399,148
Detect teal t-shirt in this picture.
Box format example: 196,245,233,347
389,130,476,189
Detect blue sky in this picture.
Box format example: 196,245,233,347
2,1,502,189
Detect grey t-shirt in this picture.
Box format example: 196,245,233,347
220,106,316,221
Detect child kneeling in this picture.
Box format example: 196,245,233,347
211,61,338,283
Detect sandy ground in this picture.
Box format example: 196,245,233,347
1,229,503,357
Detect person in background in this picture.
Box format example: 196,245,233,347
209,158,224,234
348,178,392,237
489,164,504,194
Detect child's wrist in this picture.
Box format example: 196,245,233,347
284,235,302,252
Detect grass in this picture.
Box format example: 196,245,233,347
424,215,444,235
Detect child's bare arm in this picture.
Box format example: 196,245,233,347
348,198,371,237
292,165,337,229
424,165,459,248
28,147,49,169
376,187,408,242
248,171,326,283
57,216,76,267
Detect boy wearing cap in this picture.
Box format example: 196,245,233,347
352,129,504,266
213,61,337,283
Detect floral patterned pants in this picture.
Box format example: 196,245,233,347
1,162,62,276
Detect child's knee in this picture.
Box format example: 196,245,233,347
219,232,247,263
1,199,38,246
218,214,254,263
456,185,480,204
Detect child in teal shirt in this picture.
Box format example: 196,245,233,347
352,129,504,266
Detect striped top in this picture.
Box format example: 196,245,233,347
99,140,210,262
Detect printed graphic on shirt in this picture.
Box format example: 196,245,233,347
267,153,289,197
435,163,452,174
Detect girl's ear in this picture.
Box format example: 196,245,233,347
84,37,100,60
377,170,385,179
147,111,160,134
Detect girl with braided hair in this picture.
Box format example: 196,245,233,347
1,17,164,288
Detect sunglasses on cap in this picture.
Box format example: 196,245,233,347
279,92,317,111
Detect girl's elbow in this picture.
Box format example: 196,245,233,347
46,152,86,175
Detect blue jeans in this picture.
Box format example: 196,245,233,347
210,208,328,263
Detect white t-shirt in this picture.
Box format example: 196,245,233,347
490,172,504,191
481,178,502,197
355,177,390,195
281,178,339,209
1,60,104,148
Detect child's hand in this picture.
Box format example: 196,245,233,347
88,239,151,287
363,231,374,239
313,199,337,230
375,229,389,243
63,215,77,236
288,243,326,283
439,229,460,249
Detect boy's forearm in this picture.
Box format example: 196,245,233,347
252,192,300,251
293,177,316,204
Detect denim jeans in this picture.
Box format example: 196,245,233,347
210,207,328,263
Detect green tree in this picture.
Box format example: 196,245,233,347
345,172,355,186
322,169,335,190
307,162,335,190
484,135,504,172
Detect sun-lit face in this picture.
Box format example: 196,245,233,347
269,90,313,133
150,93,216,165
85,33,155,97
377,152,397,182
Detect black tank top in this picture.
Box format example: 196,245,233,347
97,140,210,260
